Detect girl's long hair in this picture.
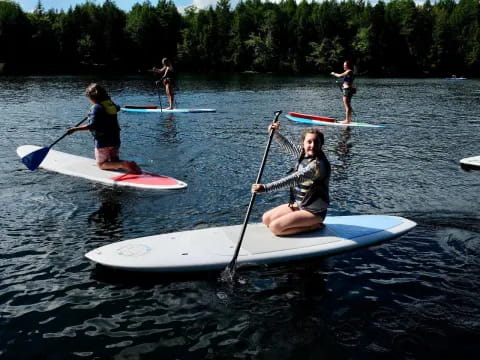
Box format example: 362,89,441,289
85,83,110,103
299,128,324,157
162,57,173,69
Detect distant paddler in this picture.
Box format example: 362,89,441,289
330,60,356,124
153,57,175,110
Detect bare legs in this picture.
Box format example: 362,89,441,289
262,204,324,236
165,83,174,110
95,147,142,174
340,95,352,124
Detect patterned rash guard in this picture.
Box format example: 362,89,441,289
263,132,331,216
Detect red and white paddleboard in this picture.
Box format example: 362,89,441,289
288,111,336,123
17,145,187,190
286,112,385,128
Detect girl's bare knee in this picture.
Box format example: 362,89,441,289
262,213,271,227
268,221,284,236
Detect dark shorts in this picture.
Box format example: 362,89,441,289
162,77,174,86
306,207,328,219
292,201,328,219
342,87,356,98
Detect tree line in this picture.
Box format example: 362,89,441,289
1,0,479,76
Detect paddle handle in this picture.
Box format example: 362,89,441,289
333,78,343,94
50,115,89,148
226,110,282,274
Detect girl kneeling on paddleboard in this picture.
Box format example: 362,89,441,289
67,83,142,174
252,123,331,236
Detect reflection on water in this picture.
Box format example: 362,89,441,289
88,188,123,240
161,113,178,141
1,75,480,359
331,127,352,167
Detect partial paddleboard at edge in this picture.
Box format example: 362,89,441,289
460,155,480,170
85,215,416,272
17,145,187,190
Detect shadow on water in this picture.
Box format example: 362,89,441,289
90,264,221,287
460,163,480,171
89,256,330,291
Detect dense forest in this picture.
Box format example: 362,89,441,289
0,0,479,76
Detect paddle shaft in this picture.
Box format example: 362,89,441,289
152,68,163,111
155,82,163,111
226,110,282,273
51,116,89,148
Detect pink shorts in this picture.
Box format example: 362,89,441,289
95,147,119,165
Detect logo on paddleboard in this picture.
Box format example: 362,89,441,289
117,244,151,257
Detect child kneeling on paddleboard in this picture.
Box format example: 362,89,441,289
67,83,141,174
252,123,330,236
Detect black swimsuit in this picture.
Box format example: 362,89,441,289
342,71,355,97
162,69,174,85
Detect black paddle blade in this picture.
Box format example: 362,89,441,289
21,146,50,171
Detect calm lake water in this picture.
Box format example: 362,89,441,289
1,74,480,359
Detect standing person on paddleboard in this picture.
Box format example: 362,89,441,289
331,60,356,124
153,57,175,110
252,123,331,236
67,83,142,174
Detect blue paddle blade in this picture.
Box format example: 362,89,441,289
21,146,50,171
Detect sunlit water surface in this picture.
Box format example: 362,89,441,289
1,74,479,359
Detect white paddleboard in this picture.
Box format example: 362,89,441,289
17,145,187,190
460,155,480,170
121,106,216,113
85,215,416,272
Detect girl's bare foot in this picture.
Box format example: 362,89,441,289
127,161,142,174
